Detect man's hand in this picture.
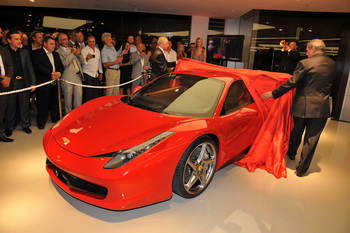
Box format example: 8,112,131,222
261,91,273,100
0,76,11,88
86,53,94,61
116,56,123,64
30,85,36,92
51,72,61,80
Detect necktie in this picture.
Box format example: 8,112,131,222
72,58,80,72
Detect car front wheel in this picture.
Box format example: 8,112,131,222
173,136,217,198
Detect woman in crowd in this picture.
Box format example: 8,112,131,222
177,42,187,60
119,42,133,95
191,37,206,62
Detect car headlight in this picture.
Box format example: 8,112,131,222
103,131,174,169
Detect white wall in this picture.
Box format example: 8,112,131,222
190,16,209,45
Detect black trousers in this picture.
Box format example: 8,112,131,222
5,79,31,130
36,83,60,127
83,73,100,103
288,117,328,174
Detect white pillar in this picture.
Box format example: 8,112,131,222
190,16,209,45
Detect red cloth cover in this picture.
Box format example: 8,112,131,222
175,59,294,178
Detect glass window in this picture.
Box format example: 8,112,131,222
221,80,254,115
126,74,225,117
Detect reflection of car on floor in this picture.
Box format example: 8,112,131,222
44,59,290,210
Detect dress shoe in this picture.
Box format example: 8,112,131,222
287,154,295,160
296,172,305,177
4,129,12,137
23,127,32,134
38,126,45,130
0,135,14,142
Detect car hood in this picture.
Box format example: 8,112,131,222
52,97,190,157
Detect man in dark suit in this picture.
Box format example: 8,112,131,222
0,45,14,142
4,30,36,137
275,40,300,75
151,36,171,80
262,39,336,177
32,36,64,129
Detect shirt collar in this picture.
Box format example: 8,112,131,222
43,47,51,54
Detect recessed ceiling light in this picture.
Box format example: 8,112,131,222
29,0,35,2
29,14,32,16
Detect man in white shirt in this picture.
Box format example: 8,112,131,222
81,35,103,102
164,40,177,68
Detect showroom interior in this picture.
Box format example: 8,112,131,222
1,1,350,233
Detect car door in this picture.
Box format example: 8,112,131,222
215,80,263,164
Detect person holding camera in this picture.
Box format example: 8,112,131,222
130,43,150,90
56,32,84,114
81,35,103,103
275,40,300,75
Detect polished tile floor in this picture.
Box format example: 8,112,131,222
1,119,349,233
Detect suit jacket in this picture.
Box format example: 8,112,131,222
151,48,171,79
8,47,36,88
130,51,150,80
0,46,14,91
272,53,336,118
0,46,14,133
56,46,84,81
275,50,300,75
32,48,64,84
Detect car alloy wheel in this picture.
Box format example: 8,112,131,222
173,135,217,198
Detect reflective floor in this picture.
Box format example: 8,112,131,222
1,119,349,233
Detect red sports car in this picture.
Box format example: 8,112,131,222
44,59,292,210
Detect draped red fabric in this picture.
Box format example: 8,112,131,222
175,59,294,178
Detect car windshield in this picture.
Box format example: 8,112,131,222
125,74,225,117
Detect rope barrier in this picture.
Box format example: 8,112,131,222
0,74,143,96
60,74,143,88
0,80,55,96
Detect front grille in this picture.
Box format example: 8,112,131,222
46,159,108,199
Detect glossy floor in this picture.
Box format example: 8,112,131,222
1,119,349,233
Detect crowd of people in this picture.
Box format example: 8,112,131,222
0,26,207,143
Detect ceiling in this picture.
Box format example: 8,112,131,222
3,0,350,19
